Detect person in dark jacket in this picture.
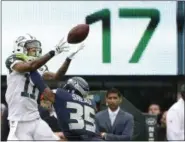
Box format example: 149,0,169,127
95,88,134,141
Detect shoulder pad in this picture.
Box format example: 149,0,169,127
5,54,24,70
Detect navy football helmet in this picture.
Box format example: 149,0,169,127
63,77,89,97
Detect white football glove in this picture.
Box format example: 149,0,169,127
54,37,70,55
68,43,85,60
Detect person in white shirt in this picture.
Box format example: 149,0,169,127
95,88,134,141
166,84,185,141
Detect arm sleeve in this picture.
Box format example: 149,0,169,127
30,71,48,93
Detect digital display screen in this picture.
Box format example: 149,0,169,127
2,1,177,75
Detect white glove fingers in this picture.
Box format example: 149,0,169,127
58,37,64,45
80,43,85,48
73,46,83,55
76,47,83,53
80,43,85,47
62,49,70,52
77,44,85,51
62,45,70,50
60,41,67,47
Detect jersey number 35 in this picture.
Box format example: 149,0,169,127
67,102,96,133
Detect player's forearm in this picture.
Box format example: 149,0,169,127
30,71,48,93
42,72,56,80
54,58,72,80
42,58,71,81
29,51,55,71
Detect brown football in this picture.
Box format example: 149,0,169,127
67,24,89,44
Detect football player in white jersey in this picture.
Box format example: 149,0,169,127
5,34,83,141
18,34,84,140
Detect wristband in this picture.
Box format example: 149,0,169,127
66,57,72,62
49,50,55,57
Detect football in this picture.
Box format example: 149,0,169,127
67,24,89,44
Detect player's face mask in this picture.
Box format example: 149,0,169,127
25,40,42,57
63,77,89,98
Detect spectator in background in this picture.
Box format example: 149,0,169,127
95,88,134,141
166,84,185,141
156,110,168,141
147,103,167,140
148,103,161,115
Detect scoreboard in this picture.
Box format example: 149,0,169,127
2,1,183,75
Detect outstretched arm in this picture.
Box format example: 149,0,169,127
42,44,84,81
43,58,71,80
12,37,69,73
11,51,55,73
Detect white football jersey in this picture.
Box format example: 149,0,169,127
5,55,40,121
38,64,49,76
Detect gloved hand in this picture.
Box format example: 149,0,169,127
67,43,85,60
54,37,70,55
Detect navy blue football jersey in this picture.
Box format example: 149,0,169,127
53,88,98,140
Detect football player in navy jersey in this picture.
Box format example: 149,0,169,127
30,71,102,141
